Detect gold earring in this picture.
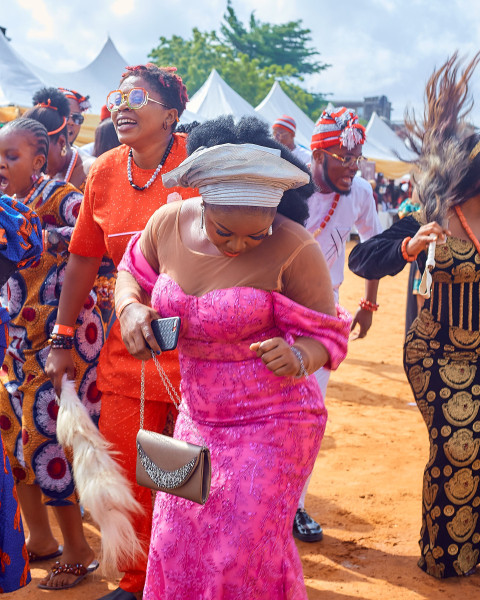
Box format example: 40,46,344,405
61,146,67,157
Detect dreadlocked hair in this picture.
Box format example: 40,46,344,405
404,52,480,225
120,63,188,124
24,87,70,143
186,115,313,225
2,118,49,171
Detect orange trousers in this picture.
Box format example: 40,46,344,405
98,392,177,593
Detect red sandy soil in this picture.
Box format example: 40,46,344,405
12,242,480,599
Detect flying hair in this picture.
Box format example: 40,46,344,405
404,52,480,225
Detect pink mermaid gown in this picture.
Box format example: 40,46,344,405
139,273,349,599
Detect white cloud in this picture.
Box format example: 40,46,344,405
17,0,54,40
110,0,136,17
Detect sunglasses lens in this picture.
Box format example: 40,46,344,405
71,113,84,125
128,88,147,109
106,91,122,111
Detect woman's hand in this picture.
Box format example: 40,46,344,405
250,337,301,377
45,349,76,397
119,302,162,360
407,222,451,257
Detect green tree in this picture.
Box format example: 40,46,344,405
220,0,329,76
148,2,329,119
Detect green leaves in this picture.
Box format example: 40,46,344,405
148,2,330,119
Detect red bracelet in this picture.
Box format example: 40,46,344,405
401,237,417,262
359,298,379,312
52,324,74,337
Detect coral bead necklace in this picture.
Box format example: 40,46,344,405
454,205,480,256
312,193,340,238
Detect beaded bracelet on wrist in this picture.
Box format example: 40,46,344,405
359,298,379,312
401,237,417,262
290,346,308,378
48,333,74,350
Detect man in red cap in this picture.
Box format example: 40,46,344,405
293,107,382,543
272,115,311,165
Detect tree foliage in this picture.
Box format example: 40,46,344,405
220,0,328,76
148,2,329,119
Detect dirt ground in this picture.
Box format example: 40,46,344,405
11,241,480,599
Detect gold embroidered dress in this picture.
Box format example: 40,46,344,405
349,214,480,578
405,236,480,578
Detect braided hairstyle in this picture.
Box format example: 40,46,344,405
404,52,480,225
186,115,313,225
120,64,189,126
1,118,49,171
24,87,70,144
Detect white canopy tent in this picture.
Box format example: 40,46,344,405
0,31,46,107
25,37,130,113
187,69,257,121
363,112,416,178
255,82,314,149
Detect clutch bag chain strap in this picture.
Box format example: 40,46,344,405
140,351,208,449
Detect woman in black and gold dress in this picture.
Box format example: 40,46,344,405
349,53,480,579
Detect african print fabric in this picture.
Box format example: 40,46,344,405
0,179,108,505
0,195,42,269
0,316,30,593
404,236,480,578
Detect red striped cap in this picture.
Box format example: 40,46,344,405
273,115,296,133
311,107,366,150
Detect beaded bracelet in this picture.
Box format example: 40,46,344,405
359,298,379,312
48,333,74,350
290,346,308,378
116,297,141,319
401,237,417,262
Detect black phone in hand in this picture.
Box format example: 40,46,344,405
151,317,181,351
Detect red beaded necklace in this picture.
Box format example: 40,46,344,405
13,175,45,205
312,193,340,238
454,205,480,256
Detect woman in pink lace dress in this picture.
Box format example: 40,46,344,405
115,117,351,599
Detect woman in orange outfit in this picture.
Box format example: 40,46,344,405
45,64,196,600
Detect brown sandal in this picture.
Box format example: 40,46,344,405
28,545,63,563
37,559,99,590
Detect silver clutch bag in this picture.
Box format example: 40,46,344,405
136,354,211,505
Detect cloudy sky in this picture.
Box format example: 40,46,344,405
4,0,480,123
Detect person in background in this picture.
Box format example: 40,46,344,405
0,117,102,590
272,115,311,165
81,105,112,157
294,107,382,543
397,188,423,334
93,118,120,157
45,63,197,600
58,87,90,148
0,194,43,594
349,53,480,579
28,88,94,192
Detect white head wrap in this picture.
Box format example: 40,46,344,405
162,143,310,207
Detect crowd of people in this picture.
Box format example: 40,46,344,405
0,52,479,598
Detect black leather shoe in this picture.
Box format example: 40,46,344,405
97,588,138,600
293,508,323,542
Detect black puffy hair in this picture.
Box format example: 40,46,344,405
186,115,313,225
23,87,70,143
1,118,49,171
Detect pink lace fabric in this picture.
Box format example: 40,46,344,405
133,273,349,599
